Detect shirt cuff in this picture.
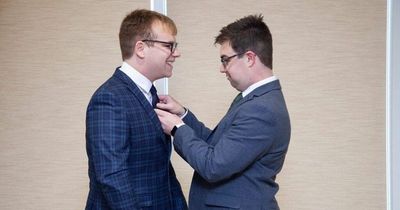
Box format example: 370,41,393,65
176,122,185,128
171,123,185,136
178,107,188,119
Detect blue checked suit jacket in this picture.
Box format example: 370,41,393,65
85,68,187,210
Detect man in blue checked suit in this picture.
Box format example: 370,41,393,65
85,10,187,210
156,15,291,210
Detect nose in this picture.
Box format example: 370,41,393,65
220,65,226,73
172,48,181,57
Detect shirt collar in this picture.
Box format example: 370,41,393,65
119,62,153,94
242,76,277,97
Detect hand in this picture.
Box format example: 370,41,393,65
156,95,186,116
155,108,184,135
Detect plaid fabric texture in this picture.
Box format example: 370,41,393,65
85,69,187,210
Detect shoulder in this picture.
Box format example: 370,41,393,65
91,74,131,100
237,90,287,122
87,79,127,109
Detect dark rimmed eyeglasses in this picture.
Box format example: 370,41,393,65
220,53,244,68
142,39,178,53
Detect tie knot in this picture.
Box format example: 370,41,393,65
228,93,243,112
232,93,243,104
150,85,157,96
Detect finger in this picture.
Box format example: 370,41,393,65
155,108,172,117
158,95,168,101
154,108,165,116
156,102,169,110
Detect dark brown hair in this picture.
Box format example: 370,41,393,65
215,14,273,69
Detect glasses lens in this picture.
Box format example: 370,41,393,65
220,53,245,68
221,57,229,67
170,42,178,53
221,54,236,68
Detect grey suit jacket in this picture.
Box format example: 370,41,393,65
173,80,291,210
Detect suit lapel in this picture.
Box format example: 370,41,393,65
113,68,169,146
210,80,282,145
235,80,282,108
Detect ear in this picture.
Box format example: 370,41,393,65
135,41,146,58
245,51,256,68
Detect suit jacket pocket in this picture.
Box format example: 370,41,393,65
205,192,240,209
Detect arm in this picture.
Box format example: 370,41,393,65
86,91,139,209
172,103,277,183
182,110,213,140
156,95,212,139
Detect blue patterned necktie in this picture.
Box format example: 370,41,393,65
228,93,243,112
150,85,159,108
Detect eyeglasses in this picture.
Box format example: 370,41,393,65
142,39,178,53
220,53,244,68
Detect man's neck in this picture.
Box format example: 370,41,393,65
250,67,273,85
124,59,153,82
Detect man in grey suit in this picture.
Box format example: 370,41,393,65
155,14,291,210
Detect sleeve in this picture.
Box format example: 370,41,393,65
182,110,213,141
86,91,139,210
174,103,277,183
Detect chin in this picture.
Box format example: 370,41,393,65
229,82,240,90
164,72,173,78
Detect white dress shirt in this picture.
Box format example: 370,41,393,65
242,76,277,98
119,62,154,105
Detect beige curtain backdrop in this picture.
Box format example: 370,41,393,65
0,0,385,210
